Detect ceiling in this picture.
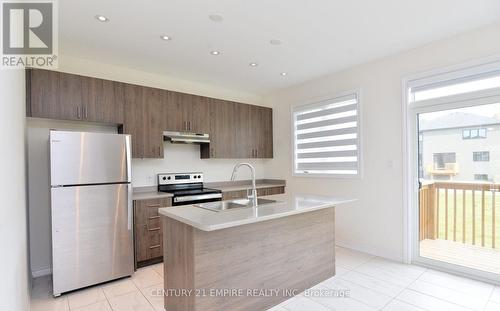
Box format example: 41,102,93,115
59,0,500,95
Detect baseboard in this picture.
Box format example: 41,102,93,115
32,266,52,278
335,240,403,262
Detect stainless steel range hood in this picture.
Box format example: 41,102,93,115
163,131,210,144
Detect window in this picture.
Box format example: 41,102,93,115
408,61,500,103
473,151,490,162
474,174,489,181
293,92,360,177
463,128,487,139
462,129,470,139
433,153,456,169
411,75,500,102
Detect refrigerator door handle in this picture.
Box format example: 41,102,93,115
127,183,133,231
125,135,132,182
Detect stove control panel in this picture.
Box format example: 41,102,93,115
158,173,204,185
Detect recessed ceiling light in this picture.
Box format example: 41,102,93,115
160,35,172,41
210,51,221,55
95,15,109,22
209,14,224,22
280,72,288,76
270,39,282,45
249,62,258,67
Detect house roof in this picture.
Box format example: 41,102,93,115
419,112,500,131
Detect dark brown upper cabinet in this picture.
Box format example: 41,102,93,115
200,99,273,159
143,87,164,158
26,69,273,159
122,85,164,158
256,106,273,158
123,84,145,158
27,69,60,119
201,98,237,158
162,91,210,133
82,77,124,124
27,69,124,124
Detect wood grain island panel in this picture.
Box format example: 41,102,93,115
162,207,335,311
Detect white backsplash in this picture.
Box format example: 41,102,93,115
132,142,268,187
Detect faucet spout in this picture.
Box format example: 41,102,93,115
230,163,258,206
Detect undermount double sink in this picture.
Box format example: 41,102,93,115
195,198,278,212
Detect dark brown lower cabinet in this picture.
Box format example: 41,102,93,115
221,189,248,201
221,186,285,200
259,186,285,196
134,198,172,268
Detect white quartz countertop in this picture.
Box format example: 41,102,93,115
158,193,355,231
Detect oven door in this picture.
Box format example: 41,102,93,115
173,193,222,206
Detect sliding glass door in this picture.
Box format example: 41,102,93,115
406,59,500,281
417,103,500,275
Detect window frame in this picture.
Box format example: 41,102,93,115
463,127,487,140
473,151,490,162
432,152,456,169
290,89,363,179
474,174,489,181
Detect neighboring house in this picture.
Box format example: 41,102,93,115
419,112,500,182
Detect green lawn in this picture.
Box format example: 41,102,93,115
435,189,500,248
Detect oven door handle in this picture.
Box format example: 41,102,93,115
174,193,222,203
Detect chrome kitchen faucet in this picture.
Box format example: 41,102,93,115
230,163,258,207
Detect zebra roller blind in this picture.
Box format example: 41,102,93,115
293,93,360,176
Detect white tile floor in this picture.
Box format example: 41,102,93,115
31,247,500,311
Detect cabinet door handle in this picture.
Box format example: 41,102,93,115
76,106,80,119
146,204,160,207
148,227,160,231
149,245,161,249
148,216,160,220
85,106,88,119
158,146,161,156
255,149,258,157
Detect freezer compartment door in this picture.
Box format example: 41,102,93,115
50,131,131,186
51,184,134,295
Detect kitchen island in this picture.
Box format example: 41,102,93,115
159,193,354,311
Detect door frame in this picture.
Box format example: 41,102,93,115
402,55,500,285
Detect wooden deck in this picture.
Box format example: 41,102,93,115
420,239,500,275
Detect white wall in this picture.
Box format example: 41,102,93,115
27,55,269,276
262,23,500,261
0,70,29,310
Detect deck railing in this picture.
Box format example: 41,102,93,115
419,181,499,248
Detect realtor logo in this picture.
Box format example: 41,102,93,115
1,0,58,68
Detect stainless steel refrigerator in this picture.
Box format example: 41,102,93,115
50,130,134,296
